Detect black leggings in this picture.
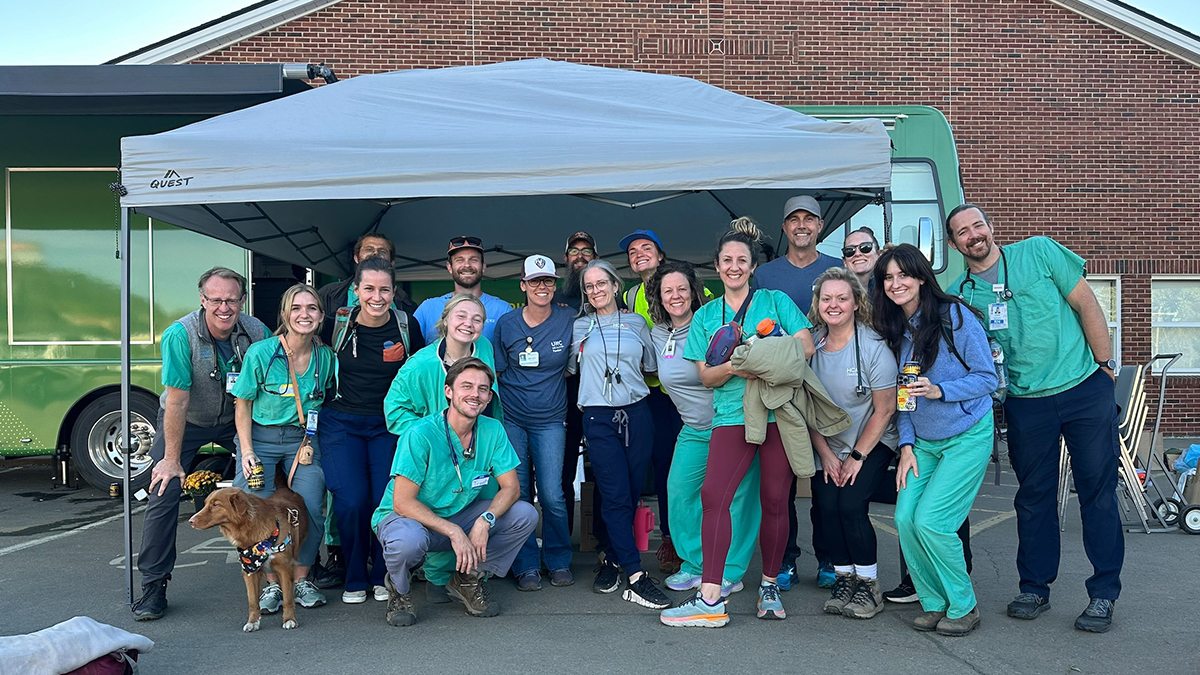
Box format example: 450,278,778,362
810,444,893,567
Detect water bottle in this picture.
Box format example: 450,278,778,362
633,502,655,552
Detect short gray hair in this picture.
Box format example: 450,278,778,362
579,259,624,315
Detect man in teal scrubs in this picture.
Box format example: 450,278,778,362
373,358,536,626
947,203,1122,633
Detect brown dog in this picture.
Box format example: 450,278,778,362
189,469,307,632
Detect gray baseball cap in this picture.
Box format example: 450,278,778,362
783,195,822,220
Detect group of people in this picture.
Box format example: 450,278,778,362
130,195,1125,637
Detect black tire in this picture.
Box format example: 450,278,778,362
192,454,235,480
1152,498,1182,528
70,390,158,492
1181,506,1200,535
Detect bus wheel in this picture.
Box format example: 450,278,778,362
70,391,158,492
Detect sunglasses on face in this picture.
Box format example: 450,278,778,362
449,236,482,248
842,243,875,258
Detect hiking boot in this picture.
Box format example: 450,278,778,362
131,578,168,621
294,579,327,608
842,577,884,619
383,576,415,627
426,581,450,604
816,562,837,589
1074,598,1115,633
913,610,946,632
936,606,981,636
660,593,730,628
448,571,499,617
622,573,671,609
592,554,621,594
777,563,797,592
756,582,786,620
884,577,919,604
259,582,283,615
516,570,542,592
823,574,857,615
656,536,682,574
665,570,701,592
1006,592,1050,620
549,568,575,587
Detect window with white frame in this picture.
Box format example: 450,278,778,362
1150,277,1200,374
1087,275,1120,367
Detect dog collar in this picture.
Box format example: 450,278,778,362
238,521,292,574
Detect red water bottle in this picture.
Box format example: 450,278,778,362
634,501,655,552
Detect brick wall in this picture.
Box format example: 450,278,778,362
195,0,1200,434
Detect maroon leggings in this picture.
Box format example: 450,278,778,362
700,423,795,585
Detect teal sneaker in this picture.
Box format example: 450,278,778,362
258,582,283,615
721,579,744,597
660,594,729,628
816,562,837,589
665,571,701,591
757,582,786,620
777,563,797,591
294,579,327,609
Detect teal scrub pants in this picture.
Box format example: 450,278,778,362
667,424,762,584
895,411,993,620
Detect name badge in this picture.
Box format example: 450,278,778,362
278,383,296,397
663,339,676,359
518,350,540,367
989,302,1009,331
306,410,319,434
470,474,490,489
225,372,239,394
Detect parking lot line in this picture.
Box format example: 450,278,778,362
0,506,145,558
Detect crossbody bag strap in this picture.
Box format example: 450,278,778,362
280,336,310,488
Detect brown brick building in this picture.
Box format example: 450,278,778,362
114,0,1200,436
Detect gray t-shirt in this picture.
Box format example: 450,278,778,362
650,322,713,430
492,305,575,425
568,312,657,408
754,253,842,315
809,324,899,465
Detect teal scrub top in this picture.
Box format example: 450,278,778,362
160,321,233,390
231,337,335,426
383,338,500,436
950,236,1097,398
372,414,519,529
683,288,811,428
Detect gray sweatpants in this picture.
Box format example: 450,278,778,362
376,499,538,594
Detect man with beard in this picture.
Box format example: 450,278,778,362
752,196,842,591
946,203,1122,633
414,236,512,344
554,232,596,535
318,233,423,349
554,231,596,310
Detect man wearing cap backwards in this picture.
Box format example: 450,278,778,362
492,255,578,590
946,203,1122,633
413,236,513,345
554,231,597,535
752,196,843,591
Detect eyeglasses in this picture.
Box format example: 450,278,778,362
201,294,244,308
583,279,611,293
567,247,595,257
448,236,482,249
841,243,875,258
525,277,556,288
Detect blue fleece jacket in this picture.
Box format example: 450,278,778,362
897,302,998,448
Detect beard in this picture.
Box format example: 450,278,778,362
452,270,481,289
564,266,584,299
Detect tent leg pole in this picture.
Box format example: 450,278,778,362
121,206,134,606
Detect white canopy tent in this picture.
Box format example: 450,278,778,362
113,58,892,600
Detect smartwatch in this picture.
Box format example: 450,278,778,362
1096,358,1117,370
849,449,865,462
480,511,496,529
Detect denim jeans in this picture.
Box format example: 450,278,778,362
504,419,572,575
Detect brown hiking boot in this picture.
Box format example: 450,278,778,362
913,610,946,632
384,576,416,627
842,577,884,619
822,574,857,615
448,571,500,617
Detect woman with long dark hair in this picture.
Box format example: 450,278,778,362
871,244,997,637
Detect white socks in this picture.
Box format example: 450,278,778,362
854,564,878,580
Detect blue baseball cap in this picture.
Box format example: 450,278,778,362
618,229,666,256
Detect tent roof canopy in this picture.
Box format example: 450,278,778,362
119,59,892,278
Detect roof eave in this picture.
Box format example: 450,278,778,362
1051,0,1200,68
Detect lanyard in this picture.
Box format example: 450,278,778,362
442,411,475,494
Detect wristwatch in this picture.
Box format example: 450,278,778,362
479,511,496,529
1096,358,1117,370
849,449,865,462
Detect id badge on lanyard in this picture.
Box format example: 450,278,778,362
225,371,240,394
989,284,1009,330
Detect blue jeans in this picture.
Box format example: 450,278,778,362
234,423,326,567
319,407,397,591
504,419,571,575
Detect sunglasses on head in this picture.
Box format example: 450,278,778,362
449,236,482,249
842,242,875,258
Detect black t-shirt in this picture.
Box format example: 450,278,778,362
329,318,406,416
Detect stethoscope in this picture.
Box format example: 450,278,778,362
204,311,249,382
814,322,869,398
264,339,324,401
958,246,1014,302
442,411,476,493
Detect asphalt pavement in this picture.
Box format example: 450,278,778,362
1,456,1197,674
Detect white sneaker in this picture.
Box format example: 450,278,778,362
342,589,368,604
373,585,389,602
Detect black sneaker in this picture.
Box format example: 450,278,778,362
131,578,168,621
310,548,347,590
592,555,621,594
622,573,671,609
883,578,919,604
1007,592,1051,620
1074,598,1114,633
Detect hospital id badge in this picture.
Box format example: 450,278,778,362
989,302,1009,330
225,372,239,393
306,410,319,434
470,474,490,489
518,350,540,367
663,339,676,359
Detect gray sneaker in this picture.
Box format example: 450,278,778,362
293,579,327,609
823,574,857,615
259,582,283,615
842,577,884,619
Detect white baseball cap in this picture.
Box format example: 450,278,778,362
522,254,558,280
